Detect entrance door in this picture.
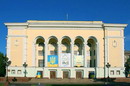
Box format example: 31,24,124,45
50,71,56,79
63,71,69,79
76,71,82,79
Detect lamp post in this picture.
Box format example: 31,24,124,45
5,60,11,82
106,62,111,82
23,62,28,77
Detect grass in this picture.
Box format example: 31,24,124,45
0,83,4,86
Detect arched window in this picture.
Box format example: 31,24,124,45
48,36,58,67
35,36,45,67
74,36,84,67
61,36,71,67
87,36,97,67
74,36,84,55
61,36,71,53
48,36,58,55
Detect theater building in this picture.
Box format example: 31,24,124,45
5,20,127,79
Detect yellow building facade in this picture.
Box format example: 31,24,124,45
5,20,127,79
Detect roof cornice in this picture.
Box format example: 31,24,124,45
4,21,128,30
27,20,103,28
4,23,28,26
103,23,127,28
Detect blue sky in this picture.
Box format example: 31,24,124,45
0,0,130,54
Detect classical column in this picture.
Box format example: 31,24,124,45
58,42,61,67
104,29,108,78
96,42,99,67
32,43,36,66
84,42,87,67
121,30,125,67
45,41,48,67
71,41,74,67
122,37,125,67
7,37,11,60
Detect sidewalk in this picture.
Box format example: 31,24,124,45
1,77,130,85
28,78,104,84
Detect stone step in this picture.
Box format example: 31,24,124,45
29,78,95,84
114,78,130,82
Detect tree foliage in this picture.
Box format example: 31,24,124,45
125,58,130,68
0,52,7,77
125,58,130,77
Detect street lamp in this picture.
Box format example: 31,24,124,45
106,62,111,82
23,62,28,77
5,60,11,82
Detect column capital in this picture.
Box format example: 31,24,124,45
83,42,87,45
45,41,48,44
70,42,74,45
96,42,99,45
57,42,61,45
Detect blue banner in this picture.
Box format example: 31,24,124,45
48,55,58,67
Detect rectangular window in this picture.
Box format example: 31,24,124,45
11,70,15,74
50,51,55,55
38,60,44,67
17,70,22,74
38,50,43,56
94,50,96,56
62,51,66,53
7,69,10,72
94,59,96,67
110,70,114,75
54,50,57,55
90,60,92,67
74,51,78,55
90,51,92,56
116,70,120,75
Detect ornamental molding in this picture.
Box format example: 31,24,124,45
4,21,127,30
7,35,28,37
105,36,124,39
112,40,117,48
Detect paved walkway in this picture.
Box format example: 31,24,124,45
29,78,104,84
1,77,130,85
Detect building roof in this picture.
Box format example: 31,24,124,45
4,20,128,29
125,51,130,55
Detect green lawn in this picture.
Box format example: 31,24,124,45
0,83,4,86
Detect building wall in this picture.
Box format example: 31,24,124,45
10,37,23,66
5,21,127,78
108,38,123,67
8,28,123,68
26,29,104,67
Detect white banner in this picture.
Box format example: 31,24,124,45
74,55,84,67
60,53,71,67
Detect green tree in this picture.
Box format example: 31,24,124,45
0,52,7,77
125,58,130,77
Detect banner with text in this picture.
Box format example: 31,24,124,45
74,55,84,67
60,53,71,67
